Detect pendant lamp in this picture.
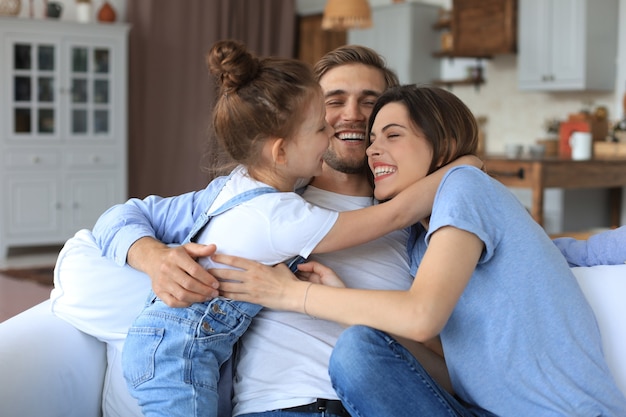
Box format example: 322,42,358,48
321,0,372,31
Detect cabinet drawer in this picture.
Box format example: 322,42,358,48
4,150,61,170
66,151,120,168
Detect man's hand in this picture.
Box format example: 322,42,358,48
127,237,220,307
297,261,346,288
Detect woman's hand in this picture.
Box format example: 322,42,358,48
210,254,306,311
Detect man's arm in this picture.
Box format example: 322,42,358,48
91,178,229,306
553,226,626,267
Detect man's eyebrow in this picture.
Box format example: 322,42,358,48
324,89,382,99
324,89,346,98
362,89,382,97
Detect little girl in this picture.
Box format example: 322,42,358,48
121,41,469,417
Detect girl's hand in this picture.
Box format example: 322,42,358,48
297,261,346,288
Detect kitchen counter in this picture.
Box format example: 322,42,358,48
484,155,626,228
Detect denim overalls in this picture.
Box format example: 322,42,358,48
122,171,277,417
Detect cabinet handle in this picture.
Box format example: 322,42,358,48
489,168,525,179
32,156,41,164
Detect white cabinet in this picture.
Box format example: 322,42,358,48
347,2,440,85
518,0,618,91
0,18,129,263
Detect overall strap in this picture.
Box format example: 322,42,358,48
182,169,277,244
207,186,277,217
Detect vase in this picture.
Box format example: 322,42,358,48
97,0,116,23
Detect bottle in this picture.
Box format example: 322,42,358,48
612,84,626,143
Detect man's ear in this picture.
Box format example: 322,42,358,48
270,138,288,165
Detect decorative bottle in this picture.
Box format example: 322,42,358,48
97,0,116,23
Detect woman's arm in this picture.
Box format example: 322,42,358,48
214,225,484,342
313,155,482,254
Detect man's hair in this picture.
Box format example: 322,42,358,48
313,45,399,89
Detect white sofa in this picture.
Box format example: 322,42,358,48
0,230,625,417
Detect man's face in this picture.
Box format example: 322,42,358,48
318,63,387,174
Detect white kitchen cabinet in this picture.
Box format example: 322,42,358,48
518,0,618,91
347,2,440,85
0,18,129,263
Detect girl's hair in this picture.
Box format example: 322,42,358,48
367,85,478,175
313,44,399,89
206,40,320,168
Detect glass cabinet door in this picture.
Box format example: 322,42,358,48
9,40,59,138
68,44,112,138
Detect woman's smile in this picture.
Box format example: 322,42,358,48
371,162,397,182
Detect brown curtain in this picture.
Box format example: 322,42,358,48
126,0,296,198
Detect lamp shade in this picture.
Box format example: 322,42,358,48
322,0,372,31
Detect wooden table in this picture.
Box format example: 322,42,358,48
484,155,626,228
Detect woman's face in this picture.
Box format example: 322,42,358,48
367,102,433,201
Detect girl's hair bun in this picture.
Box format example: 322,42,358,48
207,39,260,93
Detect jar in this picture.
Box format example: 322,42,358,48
76,1,93,23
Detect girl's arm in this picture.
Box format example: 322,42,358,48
312,155,481,254
213,225,484,342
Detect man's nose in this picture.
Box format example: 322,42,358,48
343,101,365,121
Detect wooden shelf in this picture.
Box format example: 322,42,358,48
432,19,451,30
432,51,492,59
432,77,485,88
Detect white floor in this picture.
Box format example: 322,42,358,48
0,248,60,323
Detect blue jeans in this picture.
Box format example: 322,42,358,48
122,294,262,417
241,412,346,417
329,326,498,417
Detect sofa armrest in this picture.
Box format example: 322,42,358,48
0,300,107,417
572,265,626,397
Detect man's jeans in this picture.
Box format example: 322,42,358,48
122,294,261,417
241,413,346,417
329,325,497,417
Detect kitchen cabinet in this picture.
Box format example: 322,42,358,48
518,0,618,91
347,2,440,85
0,18,129,262
434,0,517,58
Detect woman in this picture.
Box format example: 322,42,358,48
213,85,626,416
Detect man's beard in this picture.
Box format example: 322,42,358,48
323,148,369,175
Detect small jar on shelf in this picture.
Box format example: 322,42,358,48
76,0,92,23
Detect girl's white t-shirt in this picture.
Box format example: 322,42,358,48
195,165,339,270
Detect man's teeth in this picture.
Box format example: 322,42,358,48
337,132,365,141
374,166,396,177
